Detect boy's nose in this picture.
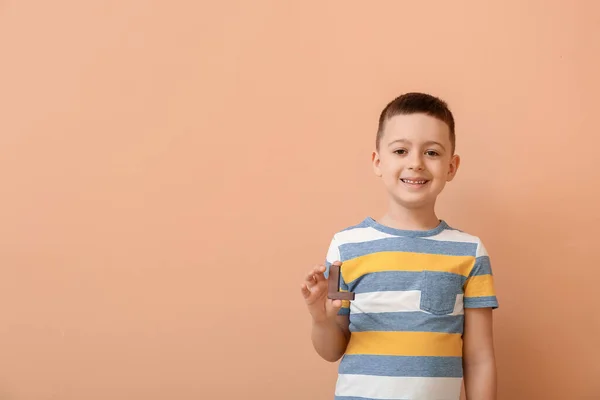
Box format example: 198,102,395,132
408,157,425,171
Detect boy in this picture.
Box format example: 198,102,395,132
300,93,498,400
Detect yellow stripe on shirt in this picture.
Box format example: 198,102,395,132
341,251,475,283
464,274,496,298
345,331,463,357
340,289,351,309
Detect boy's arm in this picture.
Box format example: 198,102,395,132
311,315,350,362
462,307,497,400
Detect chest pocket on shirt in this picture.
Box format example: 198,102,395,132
419,271,463,315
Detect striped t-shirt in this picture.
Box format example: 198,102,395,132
324,217,498,400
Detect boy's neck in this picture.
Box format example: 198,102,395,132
377,204,440,231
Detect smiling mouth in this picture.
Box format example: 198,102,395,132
400,179,429,185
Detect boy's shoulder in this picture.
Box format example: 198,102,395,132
328,217,379,243
434,222,485,243
334,217,373,234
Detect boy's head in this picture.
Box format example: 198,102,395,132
372,92,460,210
375,92,456,153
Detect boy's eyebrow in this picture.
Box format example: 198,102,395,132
424,140,446,149
388,139,409,147
388,139,446,149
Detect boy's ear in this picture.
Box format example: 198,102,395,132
371,150,382,177
447,153,461,181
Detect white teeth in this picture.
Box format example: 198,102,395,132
402,179,427,184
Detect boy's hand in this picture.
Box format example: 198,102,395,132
300,262,344,323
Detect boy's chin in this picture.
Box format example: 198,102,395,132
389,193,435,210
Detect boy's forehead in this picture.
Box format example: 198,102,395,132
382,113,451,144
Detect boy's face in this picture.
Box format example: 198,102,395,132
372,113,460,210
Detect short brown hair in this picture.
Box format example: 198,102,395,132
376,92,455,153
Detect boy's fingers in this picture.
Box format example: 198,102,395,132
301,281,323,296
305,265,326,285
313,265,327,282
300,283,311,299
307,265,322,278
304,271,317,287
326,299,342,316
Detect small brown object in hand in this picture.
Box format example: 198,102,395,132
327,263,355,300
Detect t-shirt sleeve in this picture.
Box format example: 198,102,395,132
324,235,351,316
463,239,499,309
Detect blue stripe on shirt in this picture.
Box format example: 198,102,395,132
340,236,477,260
339,354,463,378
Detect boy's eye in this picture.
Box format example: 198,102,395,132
425,150,439,156
394,149,407,155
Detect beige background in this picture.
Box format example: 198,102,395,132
1,1,599,399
